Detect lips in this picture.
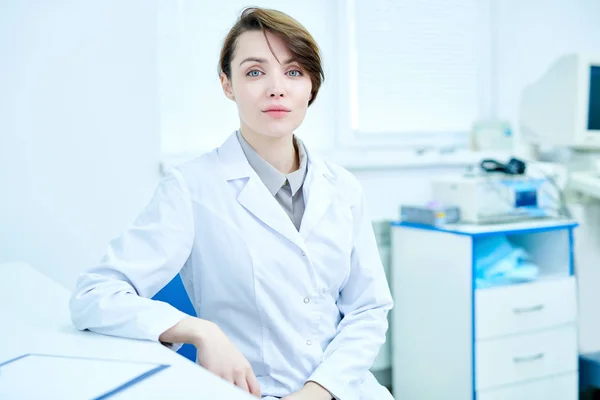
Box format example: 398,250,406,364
263,107,290,112
263,106,291,119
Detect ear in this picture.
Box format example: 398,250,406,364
220,73,235,101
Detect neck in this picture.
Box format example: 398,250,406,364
239,126,299,174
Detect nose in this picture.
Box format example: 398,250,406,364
269,88,285,98
268,76,285,98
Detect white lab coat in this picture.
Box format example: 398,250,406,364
70,132,394,400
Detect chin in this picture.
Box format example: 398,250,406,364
262,128,294,139
254,121,300,139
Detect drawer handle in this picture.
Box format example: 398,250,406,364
513,353,545,363
513,304,545,314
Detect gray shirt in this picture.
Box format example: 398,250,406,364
236,130,307,231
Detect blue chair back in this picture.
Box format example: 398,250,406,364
152,274,197,362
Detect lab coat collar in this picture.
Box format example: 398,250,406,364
299,144,335,240
217,132,335,248
218,132,253,181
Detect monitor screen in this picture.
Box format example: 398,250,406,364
589,65,600,130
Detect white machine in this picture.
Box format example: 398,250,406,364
519,53,600,200
520,53,600,149
431,174,558,224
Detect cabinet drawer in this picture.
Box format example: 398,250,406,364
476,277,576,340
475,325,577,390
477,372,577,400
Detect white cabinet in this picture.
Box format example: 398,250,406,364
391,219,578,399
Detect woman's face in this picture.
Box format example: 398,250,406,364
221,30,313,140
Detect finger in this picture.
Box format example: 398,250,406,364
233,369,250,393
221,372,234,385
246,370,261,397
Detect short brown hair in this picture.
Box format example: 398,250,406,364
218,7,324,106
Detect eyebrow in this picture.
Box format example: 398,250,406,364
239,57,298,67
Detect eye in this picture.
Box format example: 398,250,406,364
286,69,303,77
247,70,263,77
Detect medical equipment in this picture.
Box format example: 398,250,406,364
400,203,461,226
431,174,556,224
520,53,600,149
570,169,600,200
519,53,600,201
480,157,527,175
569,155,600,200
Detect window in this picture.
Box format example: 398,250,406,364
336,0,493,150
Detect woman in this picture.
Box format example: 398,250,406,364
70,7,394,400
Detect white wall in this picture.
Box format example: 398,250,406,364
0,1,161,289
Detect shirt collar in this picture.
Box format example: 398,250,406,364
286,138,307,195
236,130,308,196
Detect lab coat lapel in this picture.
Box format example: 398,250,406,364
218,133,306,250
237,177,306,249
300,153,333,240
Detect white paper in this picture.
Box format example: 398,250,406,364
0,354,166,399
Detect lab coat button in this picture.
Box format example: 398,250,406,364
306,340,312,346
304,297,310,304
301,251,306,257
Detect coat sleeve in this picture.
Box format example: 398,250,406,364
307,185,394,400
69,168,194,343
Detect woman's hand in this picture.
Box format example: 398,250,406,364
159,317,261,398
193,320,261,398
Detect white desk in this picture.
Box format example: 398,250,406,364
0,262,255,399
